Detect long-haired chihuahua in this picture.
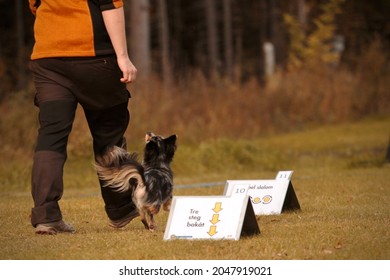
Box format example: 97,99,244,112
94,132,177,231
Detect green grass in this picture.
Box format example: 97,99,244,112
0,117,389,260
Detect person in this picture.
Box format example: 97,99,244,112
28,0,139,234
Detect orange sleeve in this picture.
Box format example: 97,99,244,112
100,0,123,11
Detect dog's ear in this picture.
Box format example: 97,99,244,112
164,135,177,161
165,135,177,145
165,135,177,151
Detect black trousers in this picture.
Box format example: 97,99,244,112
29,56,136,227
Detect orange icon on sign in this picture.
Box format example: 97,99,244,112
262,195,272,204
250,195,272,204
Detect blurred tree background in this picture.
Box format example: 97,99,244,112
0,0,389,149
1,0,389,97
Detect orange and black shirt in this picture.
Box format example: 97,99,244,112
28,0,123,60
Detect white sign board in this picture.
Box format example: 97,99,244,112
223,170,300,215
163,196,260,240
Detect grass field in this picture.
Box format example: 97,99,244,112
0,117,389,260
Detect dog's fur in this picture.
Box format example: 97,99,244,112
94,132,177,231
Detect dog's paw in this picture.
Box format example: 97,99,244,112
141,219,150,230
141,219,157,232
148,224,157,232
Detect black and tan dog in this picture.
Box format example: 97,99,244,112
94,132,177,231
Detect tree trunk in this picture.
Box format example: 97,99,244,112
260,0,276,80
157,0,172,86
387,137,390,162
234,29,242,84
128,0,151,79
204,0,219,80
223,0,233,80
170,0,183,76
259,0,267,80
15,0,25,90
297,0,307,31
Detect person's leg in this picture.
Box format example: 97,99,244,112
84,102,139,225
69,55,138,227
29,59,77,234
31,100,77,226
84,102,130,156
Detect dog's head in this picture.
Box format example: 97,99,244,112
143,132,177,165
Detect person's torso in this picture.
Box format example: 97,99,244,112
31,0,117,59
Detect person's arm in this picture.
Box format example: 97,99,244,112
102,7,137,83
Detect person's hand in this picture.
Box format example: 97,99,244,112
117,56,137,83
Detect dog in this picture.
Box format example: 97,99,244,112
94,132,177,231
143,132,177,216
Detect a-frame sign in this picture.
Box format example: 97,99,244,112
164,195,260,240
223,171,300,215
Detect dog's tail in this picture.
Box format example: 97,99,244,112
94,146,145,193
